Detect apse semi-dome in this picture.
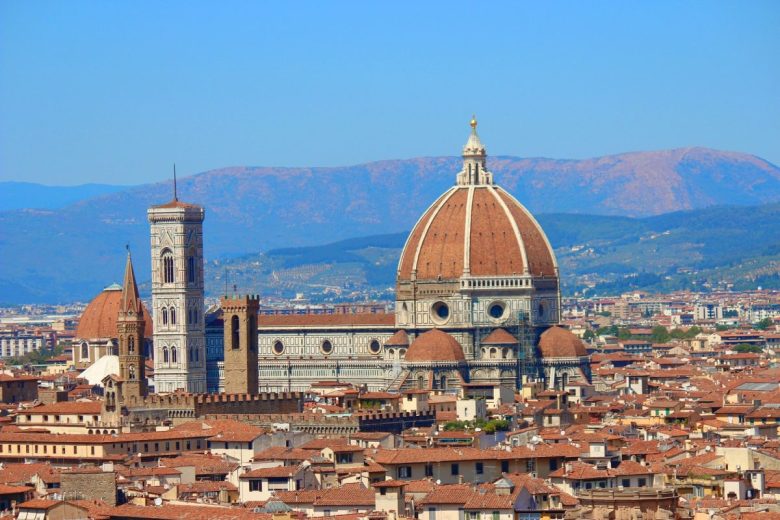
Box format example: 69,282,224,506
404,329,466,363
397,119,557,284
538,326,588,358
76,284,153,339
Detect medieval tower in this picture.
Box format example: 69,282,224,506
117,251,147,399
221,295,260,395
148,192,207,393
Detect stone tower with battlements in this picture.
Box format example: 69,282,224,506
221,295,260,395
117,251,147,399
148,193,207,394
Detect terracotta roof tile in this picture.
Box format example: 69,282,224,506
405,329,465,363
76,287,152,339
539,326,588,358
258,313,393,327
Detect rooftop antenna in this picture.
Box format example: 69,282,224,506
173,163,178,201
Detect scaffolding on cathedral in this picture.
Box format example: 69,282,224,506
473,308,543,387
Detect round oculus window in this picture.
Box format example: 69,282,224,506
272,340,285,355
321,340,333,355
369,339,382,355
432,301,450,322
488,302,506,319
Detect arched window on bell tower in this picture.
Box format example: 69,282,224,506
161,249,175,284
129,365,136,380
128,336,135,353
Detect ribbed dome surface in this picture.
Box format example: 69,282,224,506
397,185,557,282
538,326,588,358
404,329,465,362
76,286,153,339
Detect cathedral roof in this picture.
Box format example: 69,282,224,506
76,285,152,340
397,119,557,284
481,328,518,345
404,329,465,363
538,326,588,358
385,330,410,346
258,313,394,328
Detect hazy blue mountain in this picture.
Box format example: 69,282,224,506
205,204,780,300
1,147,779,303
0,182,130,211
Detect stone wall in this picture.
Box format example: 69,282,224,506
61,469,117,506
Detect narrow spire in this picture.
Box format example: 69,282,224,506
121,248,141,315
173,163,178,201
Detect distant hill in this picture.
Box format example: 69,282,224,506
0,182,130,211
1,147,779,303
208,203,780,300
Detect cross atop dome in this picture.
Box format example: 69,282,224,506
457,115,493,186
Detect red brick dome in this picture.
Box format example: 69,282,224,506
76,285,153,340
397,185,557,282
398,120,557,285
538,326,588,358
404,329,465,363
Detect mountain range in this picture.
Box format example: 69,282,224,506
207,203,780,301
1,147,779,303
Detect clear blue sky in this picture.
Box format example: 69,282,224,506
1,1,778,185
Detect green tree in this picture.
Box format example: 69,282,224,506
686,326,702,338
755,317,774,330
716,324,730,331
583,329,596,341
597,325,619,336
617,328,633,340
651,326,671,343
734,344,763,353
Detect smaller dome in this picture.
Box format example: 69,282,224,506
539,326,588,358
404,329,465,363
385,330,410,346
481,328,518,345
76,285,153,339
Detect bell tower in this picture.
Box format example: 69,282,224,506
117,250,147,399
221,295,260,395
148,182,207,394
